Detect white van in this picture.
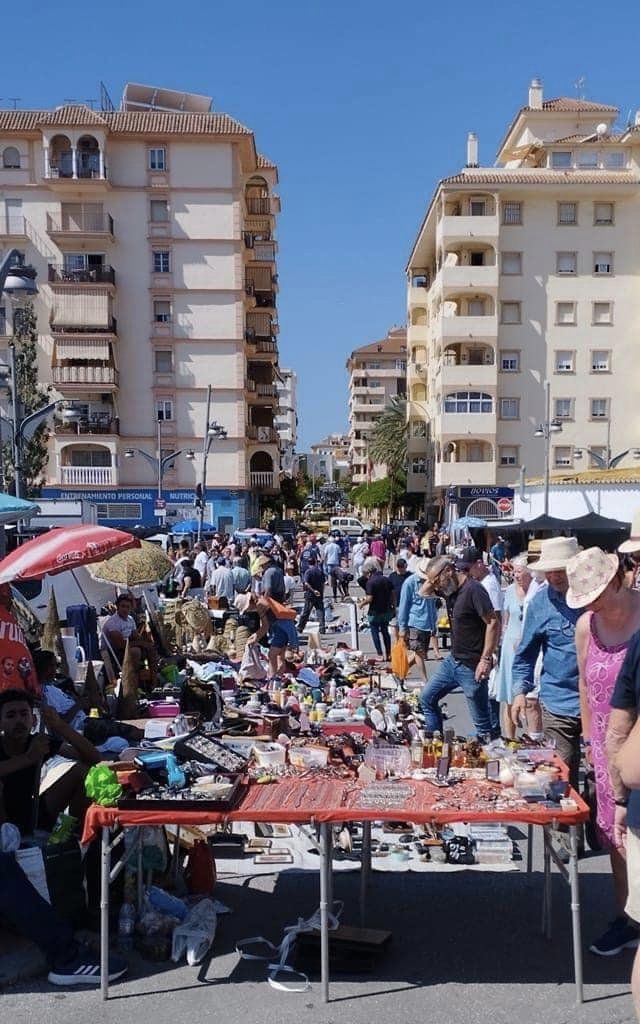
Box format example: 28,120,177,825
330,516,374,538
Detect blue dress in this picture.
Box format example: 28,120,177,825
494,583,524,704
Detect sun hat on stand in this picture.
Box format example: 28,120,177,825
566,547,620,609
618,510,640,554
529,536,580,573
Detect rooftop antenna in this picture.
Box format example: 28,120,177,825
100,82,115,113
574,75,586,99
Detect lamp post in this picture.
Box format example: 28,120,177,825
195,384,227,542
533,380,563,517
124,420,194,527
574,420,637,470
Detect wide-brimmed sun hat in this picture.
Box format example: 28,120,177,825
566,546,619,609
618,510,640,554
529,536,579,573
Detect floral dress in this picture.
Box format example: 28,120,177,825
584,612,631,848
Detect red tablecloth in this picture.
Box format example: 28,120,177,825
82,776,589,844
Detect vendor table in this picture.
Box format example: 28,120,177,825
83,772,588,1004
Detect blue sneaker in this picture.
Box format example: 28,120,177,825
48,943,128,986
589,916,640,957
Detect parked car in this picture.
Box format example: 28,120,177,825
268,518,298,542
330,515,374,538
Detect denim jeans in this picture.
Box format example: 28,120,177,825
369,618,391,659
298,591,325,633
419,655,497,737
0,852,77,968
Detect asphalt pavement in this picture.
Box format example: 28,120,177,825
2,591,638,1023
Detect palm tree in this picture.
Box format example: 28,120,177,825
368,395,408,517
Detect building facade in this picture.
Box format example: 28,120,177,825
346,327,407,485
307,433,351,484
406,79,640,512
0,82,282,530
275,368,297,448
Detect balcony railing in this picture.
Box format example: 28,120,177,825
48,264,115,285
47,212,114,236
246,425,278,442
60,466,116,486
246,266,276,292
246,197,273,216
249,470,278,489
52,318,118,336
52,365,119,386
246,312,276,340
54,417,118,436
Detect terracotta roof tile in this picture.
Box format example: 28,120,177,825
536,97,618,113
442,169,638,186
257,153,276,169
350,328,407,358
552,132,625,144
0,106,252,136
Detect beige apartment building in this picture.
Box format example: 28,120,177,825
347,326,407,484
0,82,281,530
406,79,640,508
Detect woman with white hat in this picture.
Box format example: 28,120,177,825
568,546,640,957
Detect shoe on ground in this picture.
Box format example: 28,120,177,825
48,943,128,986
589,916,640,957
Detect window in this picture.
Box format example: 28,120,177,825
603,151,625,169
394,359,407,370
153,251,170,274
556,251,577,274
154,350,173,373
0,305,5,335
411,458,427,474
468,299,486,316
593,301,612,325
594,251,613,275
95,503,143,521
501,252,522,275
554,398,574,420
2,147,20,169
500,301,521,324
558,202,578,225
367,361,381,370
153,299,171,323
551,151,572,168
148,147,166,171
555,350,575,373
70,449,111,468
590,398,609,420
499,445,519,467
594,202,614,225
469,251,484,266
499,398,520,420
150,199,169,223
502,201,522,225
556,301,576,325
554,446,573,468
591,349,611,373
411,420,427,437
469,199,486,216
156,399,173,421
500,350,520,372
576,149,598,168
443,391,493,414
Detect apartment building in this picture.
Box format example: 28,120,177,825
406,79,640,511
346,327,407,484
308,433,350,483
275,368,297,448
0,82,281,530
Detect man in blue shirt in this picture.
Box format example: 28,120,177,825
398,556,440,684
324,533,342,600
511,536,583,789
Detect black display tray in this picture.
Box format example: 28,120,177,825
117,774,247,812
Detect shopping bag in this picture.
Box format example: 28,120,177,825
239,642,267,682
390,638,409,680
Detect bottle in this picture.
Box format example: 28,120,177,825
410,733,423,768
422,733,435,768
117,901,136,952
451,741,465,768
432,730,443,758
328,679,337,703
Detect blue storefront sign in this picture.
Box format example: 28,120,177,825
40,486,258,532
457,486,515,499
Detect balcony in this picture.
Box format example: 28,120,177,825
0,215,28,239
435,460,497,488
54,416,118,436
246,425,279,443
439,360,497,389
48,264,115,286
244,218,272,241
436,213,499,245
245,266,277,306
350,400,384,416
250,470,279,490
47,212,114,241
247,380,278,402
52,365,119,388
246,311,278,339
437,411,497,439
246,196,278,216
59,466,116,486
441,264,499,294
439,314,498,341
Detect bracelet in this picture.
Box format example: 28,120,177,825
583,740,592,747
615,798,629,808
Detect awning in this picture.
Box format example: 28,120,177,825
54,338,110,361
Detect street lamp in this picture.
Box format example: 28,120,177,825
533,380,563,516
195,384,227,542
124,418,194,526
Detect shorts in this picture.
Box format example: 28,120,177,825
626,827,640,923
269,619,299,650
408,627,432,656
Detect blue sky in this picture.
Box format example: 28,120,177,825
6,0,640,447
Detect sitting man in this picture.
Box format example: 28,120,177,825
0,687,101,837
102,593,158,681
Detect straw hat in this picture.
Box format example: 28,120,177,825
566,547,619,609
530,536,579,573
618,510,640,554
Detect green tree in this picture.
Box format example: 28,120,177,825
2,302,52,496
367,395,408,517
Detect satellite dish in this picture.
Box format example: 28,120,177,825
596,123,608,137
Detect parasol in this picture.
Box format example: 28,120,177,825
87,540,173,587
172,519,215,535
0,525,140,584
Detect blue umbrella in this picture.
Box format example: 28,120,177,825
0,492,40,526
172,519,215,534
450,515,487,530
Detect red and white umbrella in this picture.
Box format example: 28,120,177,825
0,525,141,583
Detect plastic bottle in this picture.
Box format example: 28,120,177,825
410,735,423,768
118,901,136,952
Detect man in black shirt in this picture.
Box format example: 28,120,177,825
297,556,326,633
418,556,499,737
387,558,412,605
359,557,395,660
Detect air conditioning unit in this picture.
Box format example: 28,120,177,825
257,427,270,442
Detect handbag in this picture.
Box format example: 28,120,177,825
390,638,409,680
239,641,267,681
581,770,602,852
264,597,297,620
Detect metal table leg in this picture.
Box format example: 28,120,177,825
526,824,534,875
542,826,552,939
568,825,584,1004
360,821,372,924
100,825,111,1001
319,823,330,1003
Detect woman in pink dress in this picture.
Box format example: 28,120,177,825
569,547,640,957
